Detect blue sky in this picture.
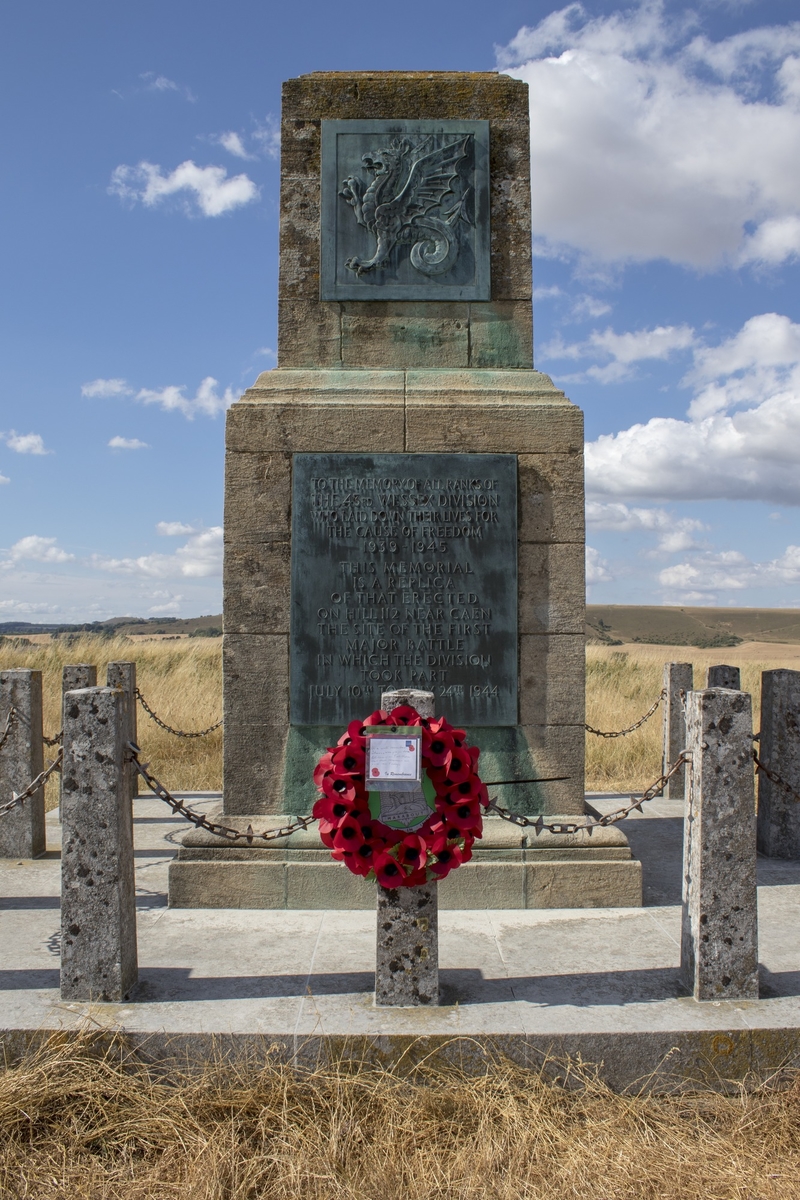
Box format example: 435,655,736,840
2,0,800,620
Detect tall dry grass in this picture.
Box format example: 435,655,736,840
2,636,796,801
0,635,222,808
585,644,790,792
1,1036,798,1199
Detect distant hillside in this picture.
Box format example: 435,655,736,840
587,605,800,647
0,615,223,638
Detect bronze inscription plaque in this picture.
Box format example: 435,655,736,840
290,453,517,726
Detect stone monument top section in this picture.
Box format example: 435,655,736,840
279,72,532,371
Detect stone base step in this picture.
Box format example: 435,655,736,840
168,813,642,909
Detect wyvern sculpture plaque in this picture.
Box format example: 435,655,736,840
320,120,490,301
291,453,517,726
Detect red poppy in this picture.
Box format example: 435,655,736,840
363,710,389,727
312,794,354,824
321,774,358,803
318,819,336,849
373,849,405,888
346,718,369,742
388,704,421,726
429,836,468,880
442,775,479,802
331,745,366,775
443,753,472,785
442,799,482,833
332,814,365,852
423,731,455,770
397,834,427,872
312,752,334,787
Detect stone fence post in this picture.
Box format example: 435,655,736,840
60,686,138,1001
0,669,45,858
662,662,692,799
60,665,96,809
757,669,800,859
706,664,741,690
680,688,758,1001
375,687,439,1006
107,661,138,799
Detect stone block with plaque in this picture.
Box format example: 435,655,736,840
168,71,641,911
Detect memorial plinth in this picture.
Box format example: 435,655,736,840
168,71,641,910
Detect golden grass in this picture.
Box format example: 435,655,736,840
1,1037,799,1200
585,643,794,793
0,635,222,809
3,635,798,801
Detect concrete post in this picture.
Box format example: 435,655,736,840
706,664,741,690
375,882,439,1005
375,687,438,1006
60,687,138,1001
381,688,435,718
106,661,138,799
0,669,45,858
662,662,693,799
60,665,96,809
757,669,800,859
680,688,758,1001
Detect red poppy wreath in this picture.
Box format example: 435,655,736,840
313,704,488,888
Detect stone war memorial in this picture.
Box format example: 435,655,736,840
169,70,642,910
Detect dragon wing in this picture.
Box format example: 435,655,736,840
377,135,470,226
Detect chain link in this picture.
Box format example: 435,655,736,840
753,752,800,805
0,707,17,753
487,751,690,833
127,743,315,842
43,729,63,747
585,690,665,739
135,688,223,739
0,750,63,821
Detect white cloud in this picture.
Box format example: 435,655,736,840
3,431,51,455
148,596,184,614
216,131,254,160
109,160,259,217
252,115,280,159
4,535,74,565
586,312,800,504
108,436,148,450
0,473,8,485
586,545,612,585
82,378,133,398
136,376,235,419
571,294,612,319
94,526,222,580
498,2,800,268
140,72,196,102
659,545,800,600
156,521,197,536
544,322,695,382
586,501,706,553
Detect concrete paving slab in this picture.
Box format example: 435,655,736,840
1,792,799,1088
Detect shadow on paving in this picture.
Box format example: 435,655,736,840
1,964,798,1003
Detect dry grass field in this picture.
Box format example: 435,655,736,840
1,1036,799,1200
2,634,797,800
0,635,222,809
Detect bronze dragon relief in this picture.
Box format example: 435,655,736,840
339,133,472,278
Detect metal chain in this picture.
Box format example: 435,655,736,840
487,751,689,834
135,688,223,739
0,750,63,821
43,729,63,747
0,707,17,753
753,752,800,805
585,690,665,738
127,743,315,842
